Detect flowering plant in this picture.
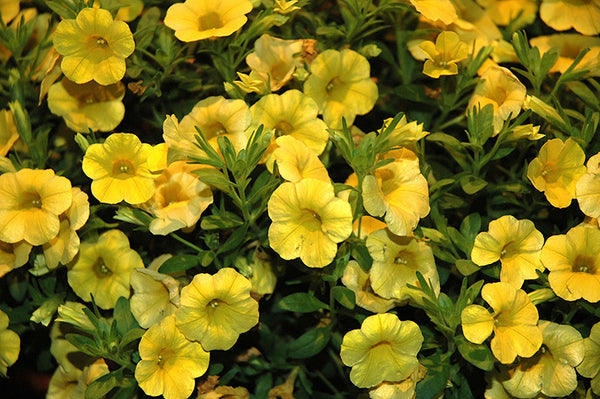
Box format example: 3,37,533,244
2,0,600,398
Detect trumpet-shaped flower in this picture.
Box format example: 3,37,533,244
246,34,304,92
527,138,586,209
578,321,600,395
47,366,80,399
82,133,155,204
272,135,329,182
577,152,600,218
47,79,126,133
471,215,544,288
362,153,429,237
467,66,526,134
340,313,423,388
135,315,210,399
502,321,584,398
540,0,600,36
53,7,135,85
341,260,397,314
461,282,542,364
67,229,143,309
0,309,19,377
268,178,353,268
366,229,439,302
0,109,18,156
130,268,181,329
419,31,468,78
164,0,253,42
250,90,329,167
540,225,600,302
304,49,378,129
176,267,259,351
0,168,72,246
0,240,31,277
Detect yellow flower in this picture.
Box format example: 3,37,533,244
0,168,72,246
502,321,584,398
235,250,277,296
67,229,143,309
341,260,397,314
47,366,80,399
273,0,301,14
352,216,387,239
47,78,126,133
73,359,110,399
409,0,458,25
540,0,600,36
419,31,468,78
246,34,304,92
531,34,600,77
540,225,600,302
82,133,155,204
93,0,144,22
42,188,90,269
176,267,259,351
268,178,353,268
177,96,251,156
145,162,213,235
0,109,19,156
0,0,19,24
135,315,210,399
477,0,538,27
366,229,439,302
251,89,329,167
577,152,600,218
130,267,181,329
368,364,427,399
527,137,586,209
362,153,430,237
304,49,378,129
272,135,330,182
0,309,19,377
164,0,253,42
340,313,423,388
578,321,600,395
233,70,268,95
471,215,544,288
381,115,429,151
506,124,543,141
53,7,135,85
461,282,542,364
467,66,526,134
0,240,31,277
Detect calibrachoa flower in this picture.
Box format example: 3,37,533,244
47,79,126,133
0,109,18,156
53,7,135,85
246,34,304,92
130,267,180,329
477,0,538,27
250,89,329,167
540,0,600,36
527,137,586,209
46,366,80,399
366,229,439,302
0,240,31,277
341,260,397,314
409,0,457,25
540,225,600,302
0,168,72,246
135,315,210,399
164,0,253,42
235,250,277,296
268,178,353,268
82,133,155,204
467,66,526,134
461,282,542,364
577,152,600,218
272,135,330,182
304,48,378,129
67,229,143,309
471,215,544,288
0,309,19,377
0,0,19,24
368,364,427,399
578,321,600,395
501,321,584,398
176,267,259,351
530,34,600,77
419,31,468,78
340,313,423,388
362,153,430,237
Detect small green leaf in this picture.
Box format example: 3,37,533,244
85,370,120,399
279,293,329,313
459,175,488,195
455,335,495,371
456,259,480,276
287,326,332,359
193,168,233,192
113,297,139,335
333,286,356,309
158,255,200,273
200,213,243,230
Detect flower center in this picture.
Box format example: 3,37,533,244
274,121,294,137
394,256,407,264
93,257,112,277
112,159,136,176
208,299,220,309
203,122,228,138
21,192,43,209
326,77,341,92
88,35,109,50
540,162,559,183
573,254,596,274
198,12,223,30
62,79,125,105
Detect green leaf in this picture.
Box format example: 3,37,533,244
200,213,244,230
217,224,249,254
158,255,201,273
113,297,139,336
85,370,120,399
416,352,451,399
193,168,233,193
351,242,373,271
455,335,495,371
333,286,355,309
459,213,481,242
119,328,144,350
134,7,160,50
456,259,479,276
65,333,101,357
459,175,488,195
426,132,462,151
287,326,332,359
279,293,329,313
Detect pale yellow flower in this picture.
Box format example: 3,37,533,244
0,109,19,156
0,240,31,277
578,321,600,395
0,309,19,377
409,0,458,25
540,0,600,36
164,0,253,42
304,49,378,129
272,135,330,182
130,267,180,328
235,250,277,296
577,152,600,218
527,137,586,209
419,31,468,78
476,0,538,27
341,260,397,314
0,0,19,24
47,366,80,399
530,34,600,77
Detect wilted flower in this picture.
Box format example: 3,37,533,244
0,309,20,377
527,137,586,209
268,178,353,268
304,49,378,129
419,31,468,78
53,7,135,85
164,0,253,42
340,313,423,388
176,267,259,351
